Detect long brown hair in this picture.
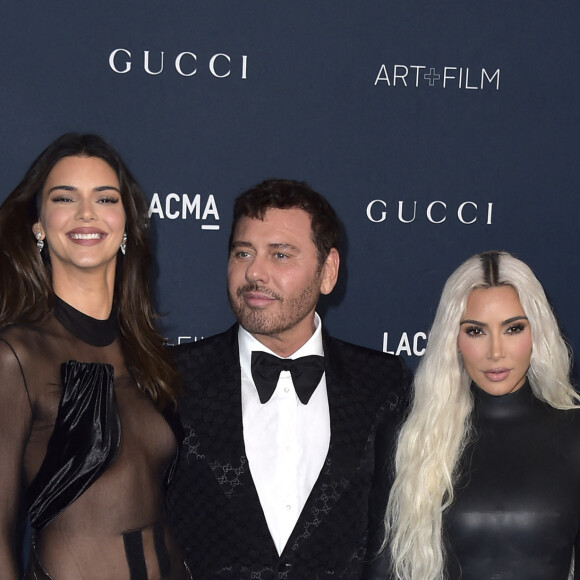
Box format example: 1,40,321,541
0,133,178,408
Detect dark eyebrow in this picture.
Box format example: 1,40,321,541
460,315,528,326
268,243,299,252
503,315,528,325
229,241,300,252
46,185,121,194
47,185,75,194
460,319,487,327
95,185,121,193
230,241,254,249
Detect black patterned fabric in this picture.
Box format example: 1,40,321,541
167,325,411,579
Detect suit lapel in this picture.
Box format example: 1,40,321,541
194,326,278,553
199,325,245,467
323,332,369,481
283,333,370,555
179,325,250,498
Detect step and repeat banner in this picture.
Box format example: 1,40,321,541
1,2,578,372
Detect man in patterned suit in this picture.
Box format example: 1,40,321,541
167,179,409,579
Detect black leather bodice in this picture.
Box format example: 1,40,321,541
444,382,580,579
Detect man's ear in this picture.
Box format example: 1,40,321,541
320,248,340,295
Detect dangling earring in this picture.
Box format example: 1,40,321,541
120,232,127,256
36,232,44,253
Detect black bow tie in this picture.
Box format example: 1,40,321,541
251,351,325,405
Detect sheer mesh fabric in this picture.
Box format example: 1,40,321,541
0,311,186,579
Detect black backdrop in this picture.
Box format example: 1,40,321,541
1,1,578,373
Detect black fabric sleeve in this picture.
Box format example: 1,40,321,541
0,339,33,580
362,357,412,580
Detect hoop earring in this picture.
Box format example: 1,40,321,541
36,232,44,253
120,232,127,256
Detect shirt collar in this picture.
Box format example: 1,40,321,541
239,313,324,376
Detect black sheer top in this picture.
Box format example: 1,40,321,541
444,382,580,579
0,299,185,579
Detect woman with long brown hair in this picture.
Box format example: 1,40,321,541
0,133,189,579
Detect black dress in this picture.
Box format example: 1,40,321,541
0,298,187,579
444,381,580,579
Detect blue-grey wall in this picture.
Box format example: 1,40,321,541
1,1,578,372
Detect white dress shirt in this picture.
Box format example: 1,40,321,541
239,314,331,555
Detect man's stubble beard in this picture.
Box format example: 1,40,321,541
228,277,322,337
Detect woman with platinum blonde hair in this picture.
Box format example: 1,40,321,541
385,250,580,580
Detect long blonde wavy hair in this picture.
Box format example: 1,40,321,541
385,251,578,580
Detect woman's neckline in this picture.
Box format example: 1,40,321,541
53,295,118,347
471,380,539,420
